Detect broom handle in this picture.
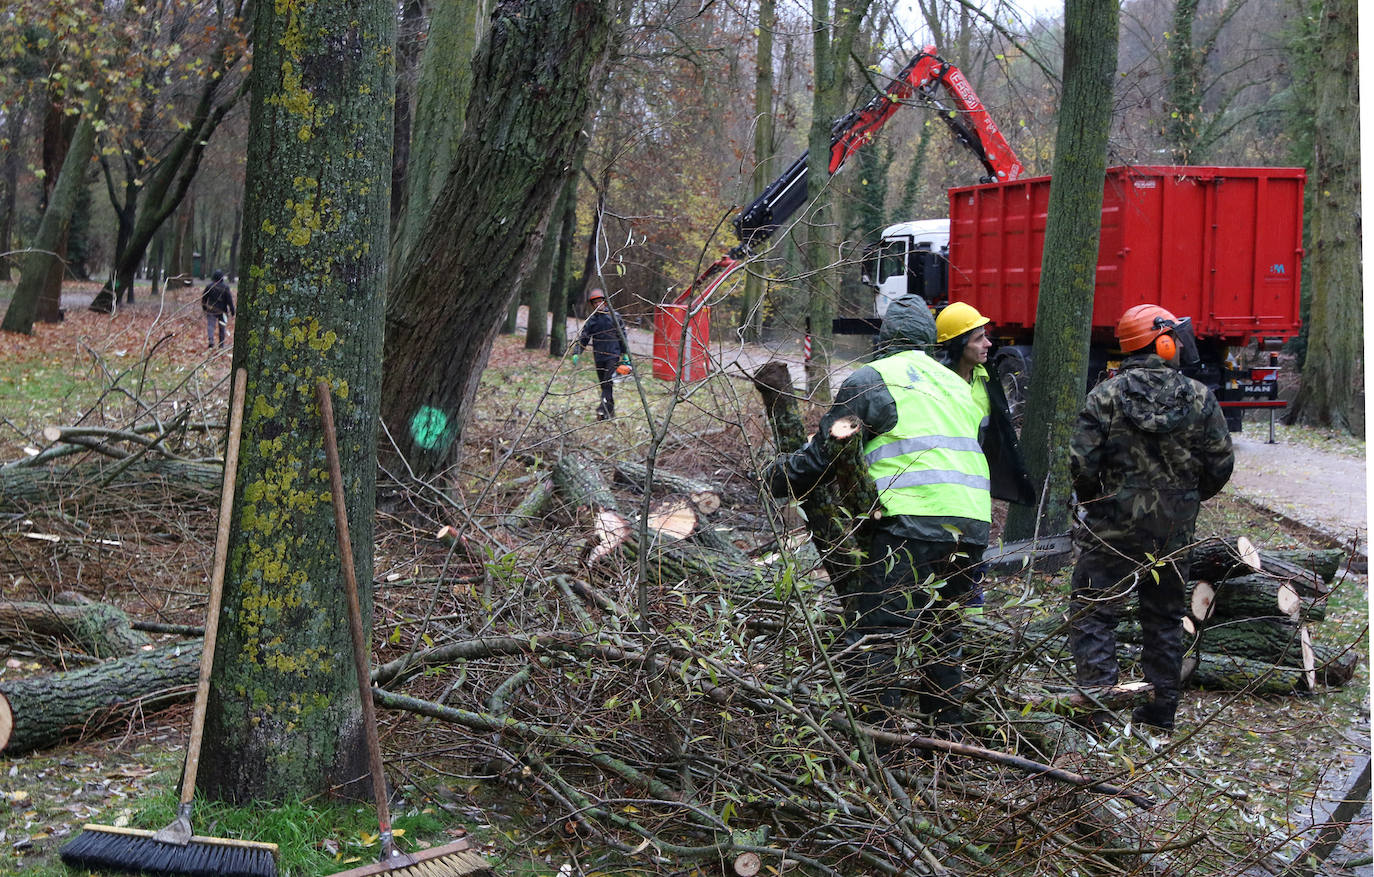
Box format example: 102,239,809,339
179,367,247,807
317,382,393,834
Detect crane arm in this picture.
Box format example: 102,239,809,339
677,46,1020,308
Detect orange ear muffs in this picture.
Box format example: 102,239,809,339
1154,333,1177,360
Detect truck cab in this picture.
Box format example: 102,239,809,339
862,219,950,318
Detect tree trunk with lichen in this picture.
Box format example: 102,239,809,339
199,0,394,805
1003,0,1120,540
381,0,616,477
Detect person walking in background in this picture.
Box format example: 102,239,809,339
573,288,629,420
933,302,1037,611
201,270,235,349
765,293,990,736
1069,304,1234,732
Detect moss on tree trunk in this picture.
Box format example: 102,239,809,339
200,0,394,805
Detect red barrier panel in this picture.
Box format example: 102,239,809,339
653,304,711,381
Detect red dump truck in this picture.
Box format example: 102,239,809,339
867,164,1306,428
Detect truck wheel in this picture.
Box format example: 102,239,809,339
994,350,1030,430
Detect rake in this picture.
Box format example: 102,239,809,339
317,381,490,877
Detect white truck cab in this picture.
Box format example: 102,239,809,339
861,219,950,318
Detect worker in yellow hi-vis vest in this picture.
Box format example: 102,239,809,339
765,294,1018,741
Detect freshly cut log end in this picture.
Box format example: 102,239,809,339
1300,627,1316,692
41,426,63,443
587,510,633,564
689,490,721,515
1237,536,1260,573
647,499,698,542
830,415,862,441
1190,581,1215,623
1276,582,1301,619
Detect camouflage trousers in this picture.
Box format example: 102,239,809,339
1069,545,1188,726
840,531,984,723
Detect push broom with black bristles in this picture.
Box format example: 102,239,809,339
318,381,491,877
61,369,279,877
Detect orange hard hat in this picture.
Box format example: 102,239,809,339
587,288,606,302
1116,304,1179,352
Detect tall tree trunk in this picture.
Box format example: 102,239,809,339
548,159,581,358
523,214,556,350
803,0,873,399
36,95,77,324
1004,0,1120,541
390,0,483,273
390,0,426,228
1165,0,1203,164
739,0,776,341
148,226,164,300
1286,0,1361,432
0,94,30,283
2,115,95,335
201,0,394,806
382,0,616,477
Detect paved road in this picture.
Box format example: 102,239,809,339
1227,432,1367,557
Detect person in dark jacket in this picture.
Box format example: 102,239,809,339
766,294,996,732
934,302,1038,611
200,270,235,349
1069,304,1234,732
574,288,629,420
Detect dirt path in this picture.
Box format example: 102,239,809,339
1227,432,1367,558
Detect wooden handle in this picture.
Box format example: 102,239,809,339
316,381,392,831
180,368,247,805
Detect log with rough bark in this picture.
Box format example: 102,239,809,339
1186,536,1261,582
504,476,555,529
753,361,878,604
0,598,151,658
613,460,722,514
1255,548,1343,596
1181,648,1314,695
0,641,200,754
1189,575,1302,623
1198,618,1309,667
1311,641,1361,687
1259,547,1347,585
551,453,755,582
0,460,221,510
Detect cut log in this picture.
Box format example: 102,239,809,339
504,476,554,529
1311,641,1361,687
1180,651,1314,695
1254,548,1337,597
1189,581,1216,623
0,599,151,658
1198,618,1309,666
613,460,722,515
1205,575,1303,621
0,641,200,754
0,460,221,510
1259,547,1347,585
753,362,877,605
1186,537,1261,582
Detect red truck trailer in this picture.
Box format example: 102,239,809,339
943,165,1305,426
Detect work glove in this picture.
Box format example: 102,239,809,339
619,353,631,365
571,353,580,365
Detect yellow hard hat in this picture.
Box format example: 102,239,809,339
935,301,990,343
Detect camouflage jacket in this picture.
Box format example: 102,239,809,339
1069,353,1234,552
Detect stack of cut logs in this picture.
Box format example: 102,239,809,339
1181,536,1356,694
